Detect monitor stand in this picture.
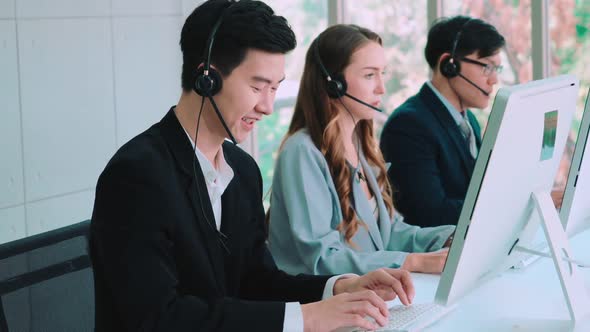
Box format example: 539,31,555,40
531,190,590,323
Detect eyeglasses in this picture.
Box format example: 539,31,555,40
460,57,503,76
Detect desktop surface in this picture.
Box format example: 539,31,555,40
416,229,590,331
335,227,590,332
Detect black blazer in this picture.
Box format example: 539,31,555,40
90,108,330,332
379,84,482,227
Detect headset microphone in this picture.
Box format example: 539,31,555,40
458,73,489,96
206,94,237,143
343,92,382,112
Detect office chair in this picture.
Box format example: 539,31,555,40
0,219,94,332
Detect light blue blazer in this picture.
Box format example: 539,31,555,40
268,130,455,275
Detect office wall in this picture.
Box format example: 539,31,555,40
0,0,207,244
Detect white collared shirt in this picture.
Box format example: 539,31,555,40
181,128,351,331
181,127,353,332
189,137,234,229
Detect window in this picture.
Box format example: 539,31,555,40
549,0,590,187
254,1,586,206
443,0,533,126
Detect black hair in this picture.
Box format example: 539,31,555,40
425,15,506,69
180,0,296,92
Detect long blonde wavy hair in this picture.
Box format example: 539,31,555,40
279,24,395,246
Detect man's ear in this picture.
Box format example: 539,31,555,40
437,53,452,69
438,52,462,78
197,63,222,77
209,64,220,74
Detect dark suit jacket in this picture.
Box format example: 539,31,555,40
90,108,330,332
379,84,482,227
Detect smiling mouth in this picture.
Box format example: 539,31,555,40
241,117,257,125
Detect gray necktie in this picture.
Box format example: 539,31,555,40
459,115,477,158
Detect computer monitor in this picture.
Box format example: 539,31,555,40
436,75,579,307
511,90,590,267
560,89,590,237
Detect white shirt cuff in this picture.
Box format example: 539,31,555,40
282,274,360,331
283,302,303,332
322,273,359,299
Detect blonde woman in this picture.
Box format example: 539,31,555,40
268,24,454,275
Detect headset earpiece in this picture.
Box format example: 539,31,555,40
325,72,347,98
194,66,223,97
191,1,237,144
313,37,348,99
440,55,460,78
440,18,473,79
192,2,231,98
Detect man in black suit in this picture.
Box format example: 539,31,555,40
380,16,505,228
90,1,414,331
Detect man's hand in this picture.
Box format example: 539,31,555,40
402,249,449,274
301,290,389,332
333,268,414,305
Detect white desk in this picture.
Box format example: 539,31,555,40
409,229,590,331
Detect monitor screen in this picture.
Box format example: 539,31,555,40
436,75,579,306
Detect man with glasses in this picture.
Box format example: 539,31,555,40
380,16,505,228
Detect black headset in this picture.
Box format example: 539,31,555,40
312,34,382,112
191,0,237,144
190,1,238,255
313,37,348,99
440,18,474,79
193,4,229,97
439,18,489,96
